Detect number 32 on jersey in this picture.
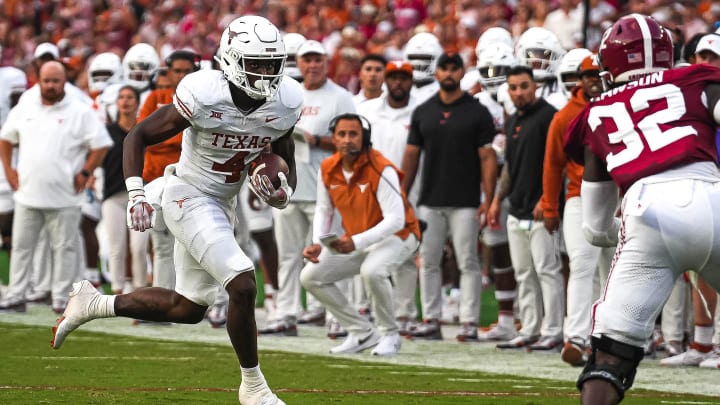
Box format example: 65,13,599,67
588,84,698,172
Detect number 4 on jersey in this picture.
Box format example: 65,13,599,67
212,151,250,183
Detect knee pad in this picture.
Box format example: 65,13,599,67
577,335,644,402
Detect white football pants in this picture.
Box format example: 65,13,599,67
593,177,720,347
507,214,564,339
563,196,614,342
418,206,481,324
301,234,418,334
8,204,81,304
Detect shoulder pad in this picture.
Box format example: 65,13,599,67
276,78,304,109
174,70,226,126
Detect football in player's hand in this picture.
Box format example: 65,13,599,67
250,151,289,189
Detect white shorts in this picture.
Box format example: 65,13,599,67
162,175,254,306
592,177,720,347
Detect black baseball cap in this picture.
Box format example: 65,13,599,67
436,52,463,68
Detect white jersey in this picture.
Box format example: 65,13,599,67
0,67,25,195
0,67,27,124
293,79,355,201
411,81,439,104
474,91,505,132
173,70,302,200
460,69,481,92
475,91,507,165
496,82,515,116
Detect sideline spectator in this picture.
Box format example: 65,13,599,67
0,61,111,313
401,53,497,341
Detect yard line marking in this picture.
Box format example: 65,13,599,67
11,356,197,361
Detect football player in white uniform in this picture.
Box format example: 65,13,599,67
51,16,301,405
472,42,522,343
96,43,161,125
403,32,442,103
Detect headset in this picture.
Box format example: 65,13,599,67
328,113,372,150
149,67,168,90
165,50,201,72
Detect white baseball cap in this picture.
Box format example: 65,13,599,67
695,34,720,56
296,40,326,57
34,42,59,59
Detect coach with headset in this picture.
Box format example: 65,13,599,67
300,113,421,357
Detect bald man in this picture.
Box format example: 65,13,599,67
0,61,113,313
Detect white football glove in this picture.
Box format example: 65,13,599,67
248,171,292,209
125,176,156,232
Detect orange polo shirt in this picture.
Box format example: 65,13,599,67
540,86,588,219
321,149,421,242
139,88,183,182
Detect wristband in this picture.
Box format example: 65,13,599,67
313,135,320,146
80,169,91,178
125,176,145,199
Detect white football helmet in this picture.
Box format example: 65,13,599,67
88,52,123,94
217,16,286,100
403,32,443,84
475,27,513,59
515,27,566,82
123,43,160,91
283,32,306,81
556,48,592,94
477,43,516,97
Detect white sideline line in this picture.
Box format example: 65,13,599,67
2,307,720,398
12,356,197,361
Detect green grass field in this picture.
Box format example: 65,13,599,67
2,322,717,404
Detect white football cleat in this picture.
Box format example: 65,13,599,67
477,323,518,342
371,332,402,356
238,382,285,405
660,347,713,367
51,280,101,349
329,329,381,354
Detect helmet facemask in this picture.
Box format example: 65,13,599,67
220,51,286,100
219,16,287,100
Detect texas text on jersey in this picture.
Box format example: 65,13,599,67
173,69,303,199
565,64,720,193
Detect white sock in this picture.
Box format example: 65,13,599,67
89,295,116,318
498,313,514,329
241,365,268,390
695,325,714,346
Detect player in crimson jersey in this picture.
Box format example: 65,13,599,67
566,14,720,404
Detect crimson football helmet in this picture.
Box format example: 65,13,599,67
598,13,673,89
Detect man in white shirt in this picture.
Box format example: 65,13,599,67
352,54,387,106
260,40,356,337
0,62,112,312
357,61,419,335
